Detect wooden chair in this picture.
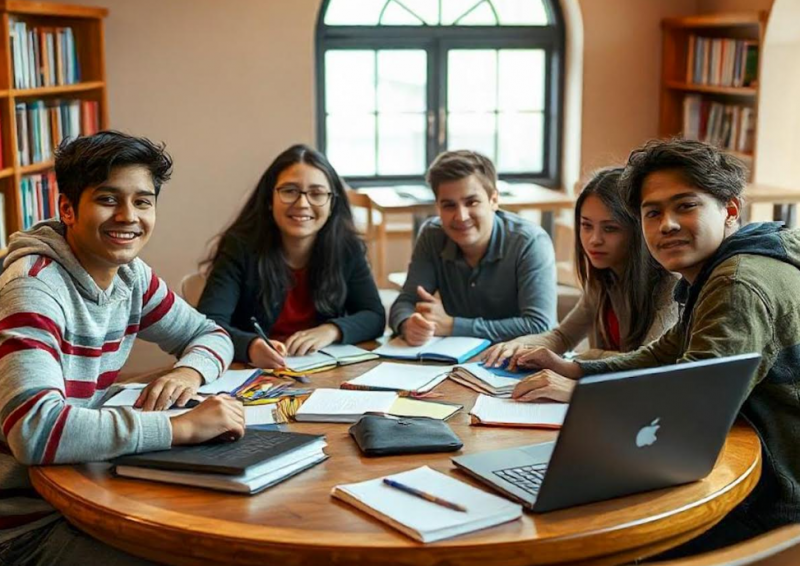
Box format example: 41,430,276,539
179,271,207,308
653,523,800,566
346,188,385,283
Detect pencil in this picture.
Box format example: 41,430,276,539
382,478,468,512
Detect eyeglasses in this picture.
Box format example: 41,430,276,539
276,186,333,207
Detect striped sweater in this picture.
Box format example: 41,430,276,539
0,221,233,540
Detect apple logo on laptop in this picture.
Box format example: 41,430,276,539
636,418,661,448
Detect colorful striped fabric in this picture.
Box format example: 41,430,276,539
0,221,234,537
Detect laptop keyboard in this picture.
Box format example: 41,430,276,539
493,463,548,496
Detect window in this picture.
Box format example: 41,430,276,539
316,0,565,187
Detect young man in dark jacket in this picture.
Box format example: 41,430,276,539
510,139,800,554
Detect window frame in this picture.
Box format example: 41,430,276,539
315,1,566,189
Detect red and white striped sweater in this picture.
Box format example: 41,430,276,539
0,221,233,540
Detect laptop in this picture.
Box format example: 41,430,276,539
452,353,760,513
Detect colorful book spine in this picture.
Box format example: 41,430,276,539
9,19,81,88
686,35,757,88
20,172,59,230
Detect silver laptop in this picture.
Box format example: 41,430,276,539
452,353,760,512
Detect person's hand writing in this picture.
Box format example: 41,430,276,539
401,313,435,346
512,370,577,403
285,324,341,356
170,395,246,445
135,367,203,411
509,346,582,378
248,337,287,369
414,286,454,336
482,338,532,368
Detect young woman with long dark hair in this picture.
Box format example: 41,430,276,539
483,167,677,367
197,144,385,368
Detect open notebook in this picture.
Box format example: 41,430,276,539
294,389,461,422
469,394,568,428
283,344,378,372
373,337,490,364
331,466,522,543
341,362,452,394
449,362,530,397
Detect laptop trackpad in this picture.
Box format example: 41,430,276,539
519,441,556,464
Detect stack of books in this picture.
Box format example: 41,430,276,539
449,362,529,397
685,35,758,87
114,429,327,494
9,19,80,89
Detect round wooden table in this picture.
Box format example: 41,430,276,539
30,361,762,566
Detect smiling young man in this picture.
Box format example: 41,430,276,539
388,150,557,345
0,132,242,565
510,139,800,554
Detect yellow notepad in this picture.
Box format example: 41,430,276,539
388,397,461,420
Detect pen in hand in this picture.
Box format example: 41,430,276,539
250,317,310,384
382,478,468,512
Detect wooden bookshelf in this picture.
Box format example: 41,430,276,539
0,1,108,245
660,11,768,179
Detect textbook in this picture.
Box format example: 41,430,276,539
114,430,327,494
449,362,530,398
331,466,522,543
283,344,378,372
469,394,568,429
341,362,452,394
373,336,490,364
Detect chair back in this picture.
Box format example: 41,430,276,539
180,271,207,308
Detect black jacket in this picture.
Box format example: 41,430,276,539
197,234,385,362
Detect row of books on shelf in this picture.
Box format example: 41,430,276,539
16,99,100,167
21,172,59,231
10,19,80,89
685,35,758,88
682,95,755,154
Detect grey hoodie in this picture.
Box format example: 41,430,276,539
0,220,233,540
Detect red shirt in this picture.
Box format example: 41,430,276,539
269,268,317,341
605,304,621,351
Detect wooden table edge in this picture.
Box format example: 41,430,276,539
29,439,761,566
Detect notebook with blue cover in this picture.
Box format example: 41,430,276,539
374,336,490,364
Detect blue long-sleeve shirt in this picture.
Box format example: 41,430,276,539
389,210,557,342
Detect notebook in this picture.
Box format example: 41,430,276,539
373,336,490,364
387,397,461,420
341,362,452,394
469,394,568,428
283,344,378,372
114,430,327,494
449,362,529,397
331,466,522,543
295,389,398,423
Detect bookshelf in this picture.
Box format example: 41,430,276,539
0,0,108,247
660,11,768,175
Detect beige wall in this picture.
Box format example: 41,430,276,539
577,0,696,175
40,0,733,369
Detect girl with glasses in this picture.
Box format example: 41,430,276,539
198,144,385,368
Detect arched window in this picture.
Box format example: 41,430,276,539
316,0,565,188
